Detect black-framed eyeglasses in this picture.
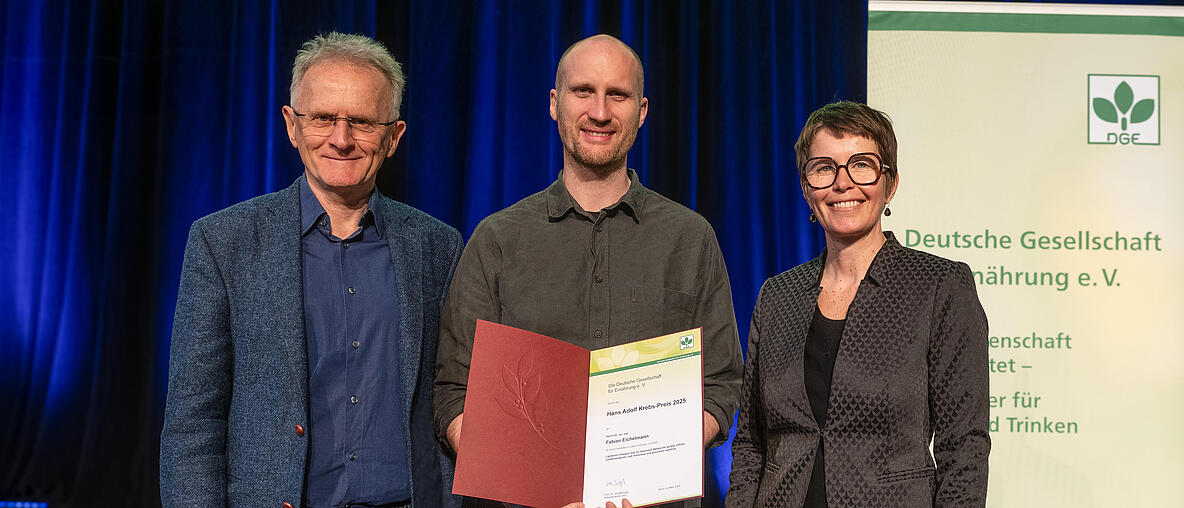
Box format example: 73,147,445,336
801,152,889,189
292,110,397,135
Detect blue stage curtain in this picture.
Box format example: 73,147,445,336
0,1,861,505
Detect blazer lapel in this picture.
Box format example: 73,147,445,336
262,179,310,412
787,257,824,429
826,234,899,427
376,198,423,424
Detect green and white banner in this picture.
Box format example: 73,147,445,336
868,2,1184,506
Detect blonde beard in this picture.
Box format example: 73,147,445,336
563,130,637,175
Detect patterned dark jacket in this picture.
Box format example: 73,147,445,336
727,232,989,507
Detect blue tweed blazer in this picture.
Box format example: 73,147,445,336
160,177,463,508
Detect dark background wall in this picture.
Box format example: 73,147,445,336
3,0,861,505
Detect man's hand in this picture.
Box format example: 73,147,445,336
703,410,719,448
447,413,463,453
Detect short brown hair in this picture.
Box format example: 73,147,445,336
794,101,898,187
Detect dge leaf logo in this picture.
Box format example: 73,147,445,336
497,350,561,451
1093,81,1155,131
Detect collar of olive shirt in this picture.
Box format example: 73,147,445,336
545,168,646,224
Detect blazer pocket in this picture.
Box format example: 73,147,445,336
876,464,935,484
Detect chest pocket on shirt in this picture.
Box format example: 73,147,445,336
629,285,697,338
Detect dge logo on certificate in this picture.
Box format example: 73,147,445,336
454,320,704,508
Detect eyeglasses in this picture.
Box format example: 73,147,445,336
292,110,397,137
801,152,889,189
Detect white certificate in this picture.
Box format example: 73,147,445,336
582,329,704,506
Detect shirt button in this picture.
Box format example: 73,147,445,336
594,329,604,338
594,225,603,232
347,287,356,294
352,340,360,348
348,452,357,461
343,243,350,249
350,395,358,404
594,275,604,283
319,219,326,227
295,424,305,436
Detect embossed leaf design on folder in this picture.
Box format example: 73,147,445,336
497,350,561,450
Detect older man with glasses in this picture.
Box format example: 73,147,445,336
160,32,462,508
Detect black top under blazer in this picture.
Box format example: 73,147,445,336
727,232,990,507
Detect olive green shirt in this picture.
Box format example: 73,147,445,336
434,169,743,450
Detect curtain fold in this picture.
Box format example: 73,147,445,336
1,1,863,505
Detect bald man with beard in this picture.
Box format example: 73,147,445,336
434,35,742,508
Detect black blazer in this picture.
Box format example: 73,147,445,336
728,232,989,507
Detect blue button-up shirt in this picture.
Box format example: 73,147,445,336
300,178,410,507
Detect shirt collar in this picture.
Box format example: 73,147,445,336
863,230,903,287
545,168,644,223
299,175,384,238
812,231,903,289
365,189,384,237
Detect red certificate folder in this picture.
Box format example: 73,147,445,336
454,320,705,507
453,321,591,507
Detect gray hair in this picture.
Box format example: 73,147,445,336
290,32,405,120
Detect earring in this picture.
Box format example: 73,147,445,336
884,205,892,217
809,213,817,223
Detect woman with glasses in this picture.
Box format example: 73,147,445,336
727,101,989,507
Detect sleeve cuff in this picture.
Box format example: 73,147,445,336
434,399,465,452
704,400,733,449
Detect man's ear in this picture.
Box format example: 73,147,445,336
637,96,648,128
550,89,559,121
385,121,407,158
281,105,300,148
